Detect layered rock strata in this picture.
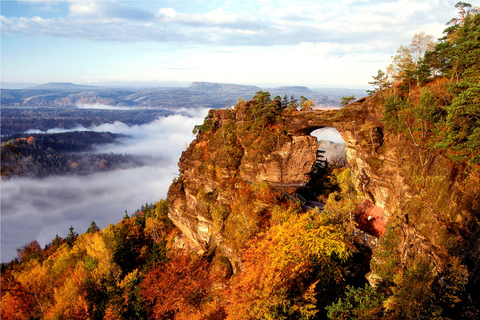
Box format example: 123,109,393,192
167,95,480,292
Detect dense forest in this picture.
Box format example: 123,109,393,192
0,108,173,136
1,131,147,178
1,3,480,320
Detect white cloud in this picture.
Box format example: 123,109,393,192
157,7,242,26
68,1,155,21
1,0,461,88
311,127,345,143
1,164,176,261
1,0,455,46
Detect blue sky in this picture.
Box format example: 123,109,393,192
1,0,462,88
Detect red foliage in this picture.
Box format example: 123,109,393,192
354,200,386,237
1,271,37,320
17,240,42,263
140,253,212,319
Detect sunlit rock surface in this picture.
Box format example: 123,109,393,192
167,95,480,292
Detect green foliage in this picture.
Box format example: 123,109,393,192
435,81,480,164
300,95,314,110
340,95,356,107
66,226,78,247
326,284,384,320
381,95,404,132
193,111,214,134
384,259,444,319
371,226,401,285
417,88,442,124
87,221,100,234
368,69,390,95
378,6,480,166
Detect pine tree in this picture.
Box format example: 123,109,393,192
66,226,78,247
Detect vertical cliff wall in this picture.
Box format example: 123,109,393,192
167,94,480,292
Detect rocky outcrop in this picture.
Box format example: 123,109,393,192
167,94,480,292
167,103,322,268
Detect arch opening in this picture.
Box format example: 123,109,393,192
310,127,346,165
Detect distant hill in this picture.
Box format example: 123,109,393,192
29,82,101,91
188,82,260,92
1,81,367,109
270,86,313,94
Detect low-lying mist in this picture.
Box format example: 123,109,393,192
1,109,209,262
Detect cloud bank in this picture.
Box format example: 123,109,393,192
2,0,455,51
311,127,345,143
1,110,208,262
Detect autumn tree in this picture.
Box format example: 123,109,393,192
410,31,436,62
300,95,314,111
17,240,42,263
140,253,212,320
226,210,355,320
388,32,436,87
1,269,37,320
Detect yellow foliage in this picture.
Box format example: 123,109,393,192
270,203,302,226
76,232,118,281
50,266,89,319
14,260,56,317
145,217,165,242
226,210,354,320
324,167,364,228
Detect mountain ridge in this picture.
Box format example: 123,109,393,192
2,81,352,109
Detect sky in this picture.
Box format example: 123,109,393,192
0,0,462,89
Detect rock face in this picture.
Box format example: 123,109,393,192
167,102,322,268
167,94,480,292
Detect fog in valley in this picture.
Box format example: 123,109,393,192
1,110,346,262
311,127,345,144
1,109,208,262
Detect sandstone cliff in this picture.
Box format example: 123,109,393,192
167,93,480,298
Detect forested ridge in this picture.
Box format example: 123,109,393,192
0,108,173,136
2,3,480,320
1,131,146,178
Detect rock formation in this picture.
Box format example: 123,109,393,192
167,93,480,296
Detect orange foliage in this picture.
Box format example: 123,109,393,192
49,266,90,319
1,291,34,320
226,211,354,320
140,253,213,319
17,240,42,263
104,305,121,320
1,271,36,320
